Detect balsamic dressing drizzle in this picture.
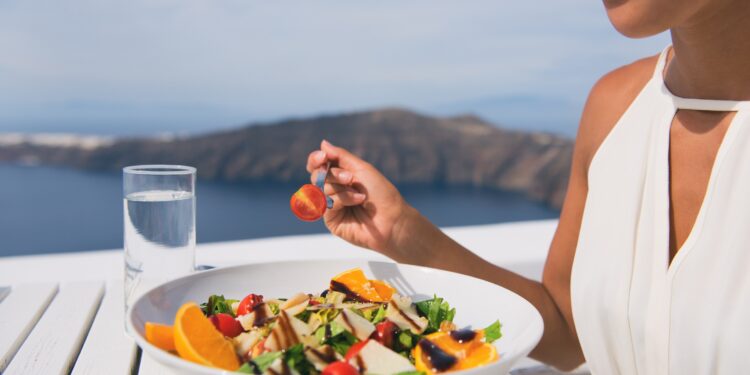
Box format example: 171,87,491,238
418,338,457,372
252,303,270,327
329,280,367,302
449,329,477,343
388,301,420,331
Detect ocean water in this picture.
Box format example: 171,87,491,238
0,164,558,257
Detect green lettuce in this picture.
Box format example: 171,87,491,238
314,321,358,356
483,320,502,343
200,295,237,317
283,344,315,374
415,295,456,333
370,305,387,324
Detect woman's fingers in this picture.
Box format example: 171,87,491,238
308,139,368,173
330,168,353,184
310,167,353,185
324,183,366,209
306,150,327,173
320,140,367,171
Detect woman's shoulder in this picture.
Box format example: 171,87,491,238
576,54,661,171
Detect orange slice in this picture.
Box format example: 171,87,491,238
331,268,385,302
145,322,176,351
369,279,395,301
413,331,498,374
173,302,240,370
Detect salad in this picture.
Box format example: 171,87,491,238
144,268,502,375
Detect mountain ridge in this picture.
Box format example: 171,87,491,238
0,108,573,208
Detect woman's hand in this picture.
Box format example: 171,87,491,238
306,140,419,257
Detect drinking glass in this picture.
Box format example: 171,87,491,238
123,165,196,314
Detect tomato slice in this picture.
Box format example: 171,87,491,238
321,361,359,375
344,339,369,362
209,313,244,338
237,293,264,316
372,320,398,348
290,184,327,222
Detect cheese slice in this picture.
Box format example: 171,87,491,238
265,310,317,351
333,308,376,341
350,340,416,374
386,295,428,334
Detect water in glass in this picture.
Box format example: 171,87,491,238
124,189,195,311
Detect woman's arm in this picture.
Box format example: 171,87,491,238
384,121,589,370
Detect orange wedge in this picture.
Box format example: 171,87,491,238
413,331,498,374
173,302,240,370
331,268,384,302
145,322,176,351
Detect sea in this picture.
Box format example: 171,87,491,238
0,164,558,257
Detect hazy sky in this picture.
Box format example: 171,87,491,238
0,0,669,136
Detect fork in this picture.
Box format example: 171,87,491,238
368,261,418,297
315,161,334,209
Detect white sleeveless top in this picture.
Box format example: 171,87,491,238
571,46,750,374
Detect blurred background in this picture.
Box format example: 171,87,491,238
0,0,668,256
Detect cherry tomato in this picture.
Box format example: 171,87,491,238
209,313,244,338
371,320,398,348
344,339,369,362
237,293,264,316
321,361,359,375
290,184,327,221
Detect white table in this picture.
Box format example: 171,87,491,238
0,219,587,374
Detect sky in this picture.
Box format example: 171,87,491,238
0,0,670,137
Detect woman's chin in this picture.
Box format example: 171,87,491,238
606,7,670,38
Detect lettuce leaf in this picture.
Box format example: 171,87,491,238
483,320,502,343
268,302,280,315
370,305,387,324
235,351,283,373
415,295,456,333
314,321,358,356
199,295,237,317
328,332,358,357
283,344,315,374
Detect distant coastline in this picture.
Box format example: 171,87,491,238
0,108,573,209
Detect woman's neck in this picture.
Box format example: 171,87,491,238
667,0,750,101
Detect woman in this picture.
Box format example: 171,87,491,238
306,0,750,373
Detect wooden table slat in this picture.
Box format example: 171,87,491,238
138,350,174,375
4,281,104,375
71,280,138,375
0,283,58,372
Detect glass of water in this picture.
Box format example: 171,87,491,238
123,165,196,313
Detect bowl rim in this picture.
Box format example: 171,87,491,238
127,259,544,374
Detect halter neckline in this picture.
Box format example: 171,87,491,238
655,46,750,112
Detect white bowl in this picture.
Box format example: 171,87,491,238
127,260,543,374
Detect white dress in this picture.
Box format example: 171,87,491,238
570,46,750,374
